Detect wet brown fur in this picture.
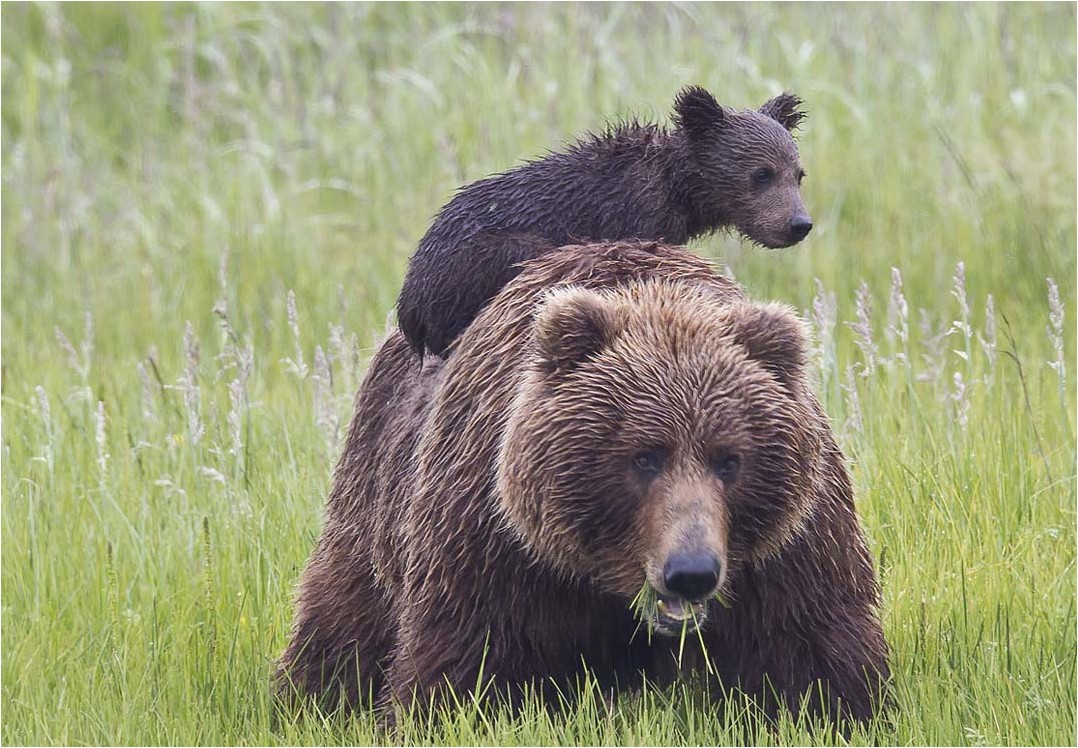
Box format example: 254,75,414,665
397,86,811,356
278,242,888,725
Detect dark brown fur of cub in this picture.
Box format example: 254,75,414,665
397,86,812,355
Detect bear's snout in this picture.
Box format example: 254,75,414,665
789,214,813,242
662,551,722,601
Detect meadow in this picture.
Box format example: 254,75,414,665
1,3,1075,745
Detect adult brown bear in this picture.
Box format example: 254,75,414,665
279,242,888,725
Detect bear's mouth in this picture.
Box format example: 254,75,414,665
649,595,709,637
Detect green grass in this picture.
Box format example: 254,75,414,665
2,3,1075,745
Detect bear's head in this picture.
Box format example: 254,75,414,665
496,282,823,635
672,85,812,250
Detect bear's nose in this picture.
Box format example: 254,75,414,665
662,552,721,600
789,215,813,241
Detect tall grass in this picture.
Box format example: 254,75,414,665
2,4,1075,745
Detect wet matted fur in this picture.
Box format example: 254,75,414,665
279,242,888,725
397,86,813,355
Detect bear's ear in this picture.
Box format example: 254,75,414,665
534,287,623,372
759,92,806,132
673,85,725,140
724,302,808,390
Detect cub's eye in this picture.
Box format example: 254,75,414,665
797,169,807,185
752,167,774,186
632,450,664,476
714,455,740,483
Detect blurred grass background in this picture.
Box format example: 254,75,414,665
1,3,1075,745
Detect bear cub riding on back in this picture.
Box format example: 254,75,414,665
397,86,812,356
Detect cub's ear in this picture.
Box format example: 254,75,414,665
724,302,808,389
534,287,623,372
673,85,725,140
759,92,806,132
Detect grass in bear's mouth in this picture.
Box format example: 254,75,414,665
629,583,662,644
630,583,729,673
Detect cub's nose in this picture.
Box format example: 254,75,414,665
662,552,721,600
789,215,813,241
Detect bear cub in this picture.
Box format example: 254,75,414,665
397,86,812,356
280,243,889,726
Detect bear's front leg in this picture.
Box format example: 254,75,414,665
276,537,397,709
706,604,889,726
378,549,613,720
385,623,480,714
704,481,890,725
381,599,538,719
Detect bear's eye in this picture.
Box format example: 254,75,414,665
752,167,774,186
714,455,740,483
631,450,664,476
797,169,807,186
